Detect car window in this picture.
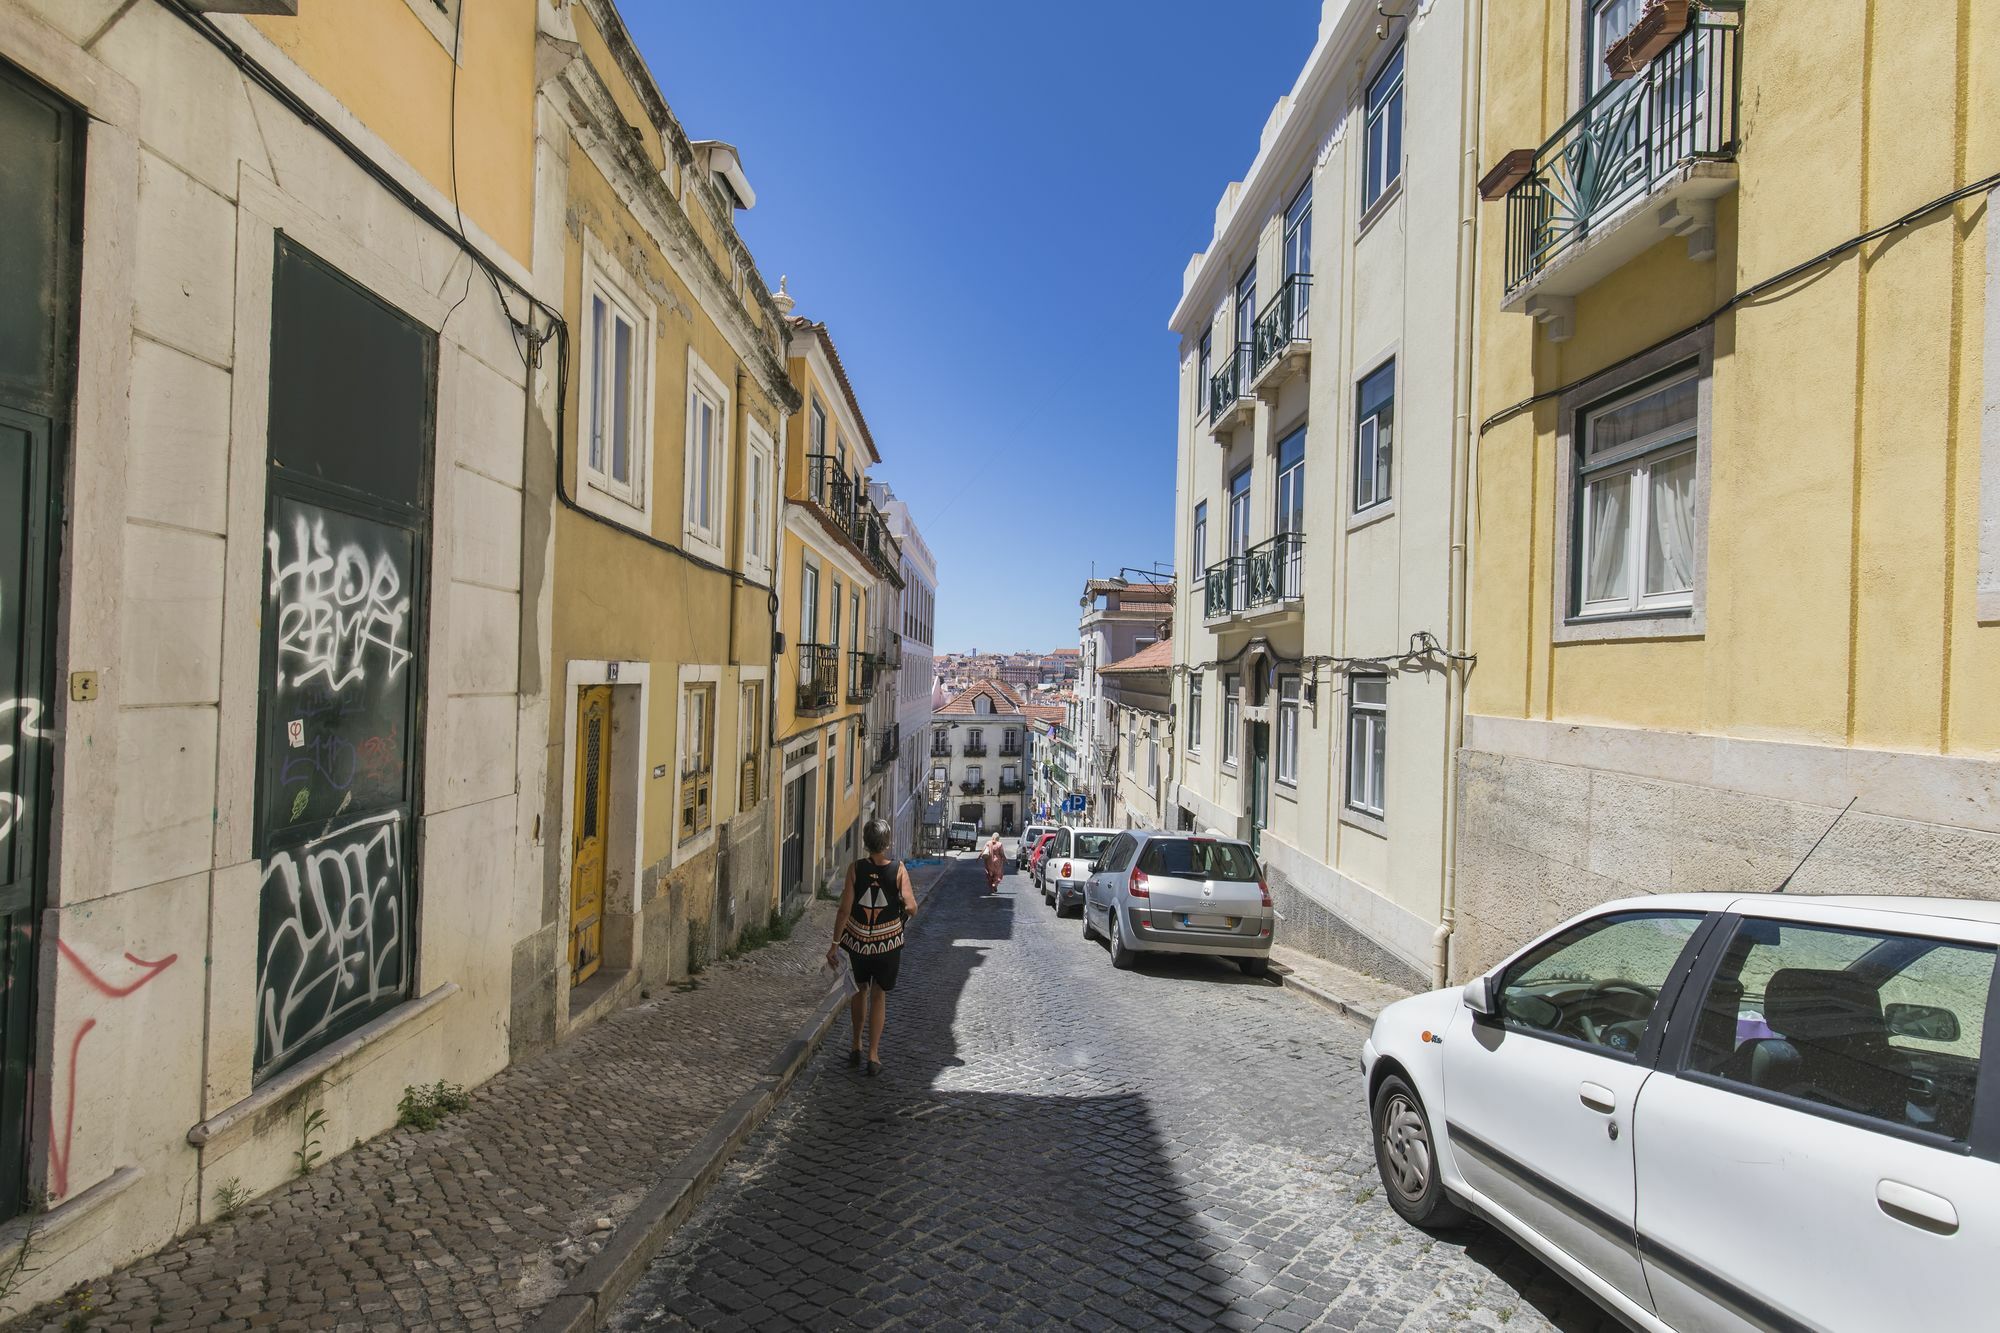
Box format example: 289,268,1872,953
1138,838,1259,881
1099,835,1134,872
1072,832,1116,861
1684,919,1994,1143
1052,829,1071,856
1498,912,1704,1058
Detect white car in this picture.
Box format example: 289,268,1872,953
1362,893,1997,1333
1040,826,1118,916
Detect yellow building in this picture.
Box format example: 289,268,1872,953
772,309,902,906
0,0,547,1305
520,0,799,1047
1457,0,2000,974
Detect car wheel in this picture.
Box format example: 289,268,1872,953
1080,899,1099,941
1108,910,1136,970
1371,1075,1467,1229
1236,956,1269,978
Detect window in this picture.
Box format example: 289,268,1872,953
1146,722,1158,789
1125,715,1136,776
850,592,861,655
1187,673,1203,753
846,720,858,790
739,681,764,808
1574,370,1698,618
1283,180,1312,279
1498,912,1705,1057
1363,44,1405,211
1355,360,1394,513
1234,264,1257,355
1222,674,1241,767
1192,501,1208,584
1276,675,1300,787
684,351,728,555
682,683,714,777
799,558,820,645
743,429,772,581
830,579,843,648
1684,920,1993,1142
810,398,828,459
1197,332,1212,415
1138,838,1260,881
583,260,650,508
1345,675,1387,817
1585,0,1645,98
1228,466,1252,561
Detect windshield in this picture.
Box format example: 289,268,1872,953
951,823,974,834
1138,838,1261,882
1072,833,1117,860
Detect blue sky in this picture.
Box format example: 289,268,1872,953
627,2,1322,653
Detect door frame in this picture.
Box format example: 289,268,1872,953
557,661,649,1004
569,684,613,984
1247,722,1270,856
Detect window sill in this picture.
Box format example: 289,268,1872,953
1356,176,1404,242
1340,806,1387,839
187,982,460,1148
681,527,727,568
1275,780,1299,804
575,478,654,540
1348,499,1397,533
1553,605,1703,645
400,0,465,60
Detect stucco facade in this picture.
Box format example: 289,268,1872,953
0,0,548,1308
931,683,1029,836
872,482,938,859
1168,0,1479,990
1458,0,2000,975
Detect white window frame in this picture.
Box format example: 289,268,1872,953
743,418,775,584
1187,672,1203,754
1146,722,1159,791
1192,501,1208,585
739,676,765,809
1221,673,1241,768
1355,358,1395,514
1276,675,1300,788
1362,42,1406,214
1346,675,1387,820
681,681,715,779
672,664,724,864
578,238,657,526
683,346,732,563
1575,369,1700,619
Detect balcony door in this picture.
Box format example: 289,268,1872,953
800,558,820,646
1274,426,1305,599
1227,466,1252,610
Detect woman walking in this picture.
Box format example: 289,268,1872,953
981,833,1006,893
826,818,918,1076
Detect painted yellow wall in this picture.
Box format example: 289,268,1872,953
252,0,537,265
1471,1,2000,759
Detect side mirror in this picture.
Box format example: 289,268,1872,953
1886,1002,1960,1043
1462,975,1498,1018
1086,861,1101,875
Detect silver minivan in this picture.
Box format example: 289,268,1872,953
1081,831,1273,975
1041,826,1118,915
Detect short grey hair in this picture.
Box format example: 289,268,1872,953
862,819,893,854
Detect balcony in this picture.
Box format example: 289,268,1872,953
805,452,866,544
962,739,988,758
1207,342,1255,433
1249,274,1310,398
999,775,1024,795
930,734,953,759
796,643,838,715
959,779,986,796
999,736,1023,758
1203,556,1244,622
871,724,900,776
1243,532,1304,615
1494,5,1741,340
847,649,876,704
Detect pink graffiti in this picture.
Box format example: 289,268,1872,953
49,941,178,1198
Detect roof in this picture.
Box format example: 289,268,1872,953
786,316,880,464
1050,648,1080,658
935,681,1024,717
1022,704,1065,727
1101,639,1173,674
1115,583,1174,605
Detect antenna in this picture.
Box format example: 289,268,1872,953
1774,796,1857,894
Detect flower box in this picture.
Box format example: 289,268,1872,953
1605,0,1692,80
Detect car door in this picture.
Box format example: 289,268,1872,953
1084,833,1135,925
1441,910,1708,1313
1634,906,2000,1333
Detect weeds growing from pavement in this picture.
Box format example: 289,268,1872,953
397,1081,473,1132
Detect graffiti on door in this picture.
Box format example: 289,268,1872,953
256,810,407,1075
0,695,48,859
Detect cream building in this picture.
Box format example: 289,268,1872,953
931,682,1029,836
872,482,938,858
1168,0,1479,989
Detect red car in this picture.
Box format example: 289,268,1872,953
1027,832,1059,887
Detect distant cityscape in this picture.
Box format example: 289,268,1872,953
934,649,1080,699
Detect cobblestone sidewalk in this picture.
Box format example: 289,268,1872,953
12,861,954,1333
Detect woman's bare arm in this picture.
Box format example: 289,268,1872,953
826,863,857,963
898,863,918,917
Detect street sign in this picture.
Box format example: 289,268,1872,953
1062,794,1086,815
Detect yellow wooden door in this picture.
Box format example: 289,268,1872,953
571,685,612,983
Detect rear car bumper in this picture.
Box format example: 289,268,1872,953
1051,879,1083,908
1122,905,1272,957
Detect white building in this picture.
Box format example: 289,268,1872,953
1075,579,1172,826
930,682,1029,836
871,482,937,858
1168,0,1479,990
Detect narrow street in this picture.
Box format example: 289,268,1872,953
607,856,1617,1333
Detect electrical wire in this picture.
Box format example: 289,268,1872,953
1479,168,2000,437
1174,631,1475,684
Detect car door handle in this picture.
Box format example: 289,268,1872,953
1877,1180,1959,1235
1579,1082,1617,1114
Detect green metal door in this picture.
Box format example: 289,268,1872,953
0,59,82,1218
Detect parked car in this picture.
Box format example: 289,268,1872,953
946,821,977,851
1041,826,1117,915
1026,831,1059,886
1080,831,1273,975
1015,824,1054,871
1362,893,2000,1333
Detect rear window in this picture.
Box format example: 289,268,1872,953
1138,839,1260,882
1072,833,1117,860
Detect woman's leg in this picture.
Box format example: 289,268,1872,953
849,985,867,1051
866,984,888,1059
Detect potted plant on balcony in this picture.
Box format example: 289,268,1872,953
1605,0,1692,80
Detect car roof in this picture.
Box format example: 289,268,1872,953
1132,829,1252,848
1065,826,1119,836
1584,892,2000,929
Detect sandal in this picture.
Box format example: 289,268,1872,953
865,1058,881,1077
847,1048,861,1068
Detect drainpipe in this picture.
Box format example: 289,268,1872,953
1436,0,1486,991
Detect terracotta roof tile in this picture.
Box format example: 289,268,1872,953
935,681,1024,717
1100,638,1173,674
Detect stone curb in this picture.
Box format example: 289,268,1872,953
525,859,964,1333
1276,969,1385,1029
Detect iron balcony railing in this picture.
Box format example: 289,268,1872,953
1503,6,1741,291
1244,532,1305,609
797,643,839,714
963,738,988,758
959,779,986,796
1251,274,1311,377
931,734,953,758
999,736,1023,757
847,650,876,703
1207,342,1254,421
805,453,857,533
999,775,1024,795
872,724,900,775
1204,555,1244,620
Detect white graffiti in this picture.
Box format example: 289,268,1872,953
268,514,412,693
256,810,407,1073
0,697,49,851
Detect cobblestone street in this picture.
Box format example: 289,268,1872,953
608,857,1619,1333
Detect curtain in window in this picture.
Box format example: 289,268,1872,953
1646,452,1696,596
1584,473,1631,604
